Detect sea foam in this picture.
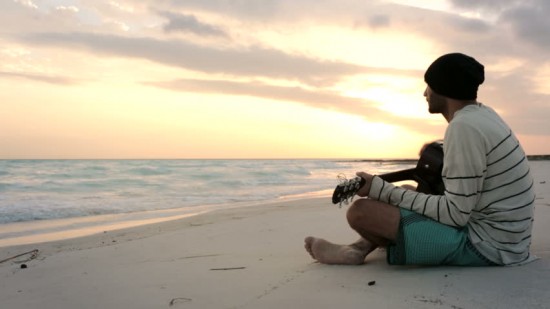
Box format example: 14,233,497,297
0,159,414,224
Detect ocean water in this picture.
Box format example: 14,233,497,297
0,159,415,225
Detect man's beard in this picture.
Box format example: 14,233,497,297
428,94,446,114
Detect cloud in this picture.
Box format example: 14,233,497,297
108,1,135,13
158,11,228,37
369,14,391,28
157,0,548,61
56,6,79,13
20,31,371,85
481,65,550,135
0,71,78,85
145,77,445,136
450,0,518,11
162,0,284,19
500,3,550,51
14,0,38,10
450,0,550,52
148,77,377,114
355,14,391,29
450,15,490,32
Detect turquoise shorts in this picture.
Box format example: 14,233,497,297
387,209,496,266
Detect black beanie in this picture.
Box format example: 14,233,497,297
424,53,485,100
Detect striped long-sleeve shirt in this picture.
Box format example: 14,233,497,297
368,103,535,265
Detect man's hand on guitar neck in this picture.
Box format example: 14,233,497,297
355,171,374,197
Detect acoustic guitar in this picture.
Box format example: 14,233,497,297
331,142,445,205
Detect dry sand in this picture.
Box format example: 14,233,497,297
1,162,549,309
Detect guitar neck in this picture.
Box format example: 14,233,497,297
378,168,416,183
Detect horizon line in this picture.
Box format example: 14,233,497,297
1,155,549,161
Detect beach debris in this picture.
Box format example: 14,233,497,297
210,267,246,271
180,254,220,260
0,249,39,265
169,297,192,306
368,281,376,286
414,296,444,306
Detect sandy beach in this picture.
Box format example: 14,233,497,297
1,163,549,309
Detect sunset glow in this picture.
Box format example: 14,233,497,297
1,0,549,159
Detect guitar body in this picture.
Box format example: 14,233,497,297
331,142,445,205
409,142,445,195
371,142,444,194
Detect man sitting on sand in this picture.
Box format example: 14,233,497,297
305,53,536,266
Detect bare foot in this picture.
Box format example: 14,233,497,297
304,237,368,265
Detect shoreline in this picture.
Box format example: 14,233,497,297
0,188,334,249
0,196,334,274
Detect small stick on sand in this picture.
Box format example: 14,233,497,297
169,297,192,306
0,249,39,264
210,267,246,271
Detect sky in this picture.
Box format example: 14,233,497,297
1,0,549,159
